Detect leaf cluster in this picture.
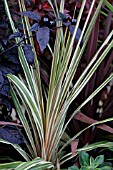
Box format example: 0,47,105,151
69,151,113,170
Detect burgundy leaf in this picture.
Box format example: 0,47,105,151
71,139,79,156
103,2,113,39
40,68,49,85
9,32,23,40
36,26,50,52
86,13,99,64
21,11,41,21
30,23,39,32
0,121,22,127
74,112,113,134
104,51,113,77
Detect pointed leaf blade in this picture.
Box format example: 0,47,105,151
15,157,53,170
0,138,30,161
0,162,22,169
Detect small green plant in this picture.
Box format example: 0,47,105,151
69,152,113,170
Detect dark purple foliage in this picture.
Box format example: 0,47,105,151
0,79,10,96
23,44,34,64
69,25,83,45
1,96,12,111
5,51,20,65
0,125,25,144
0,45,22,111
62,21,71,27
0,65,16,77
21,11,41,21
30,23,40,32
0,21,8,29
0,70,4,89
9,32,24,40
2,39,8,46
36,26,50,52
24,0,31,5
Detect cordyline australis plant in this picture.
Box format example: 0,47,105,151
0,0,113,169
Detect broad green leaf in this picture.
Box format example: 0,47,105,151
90,156,95,167
60,141,113,166
79,151,89,166
95,155,104,166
